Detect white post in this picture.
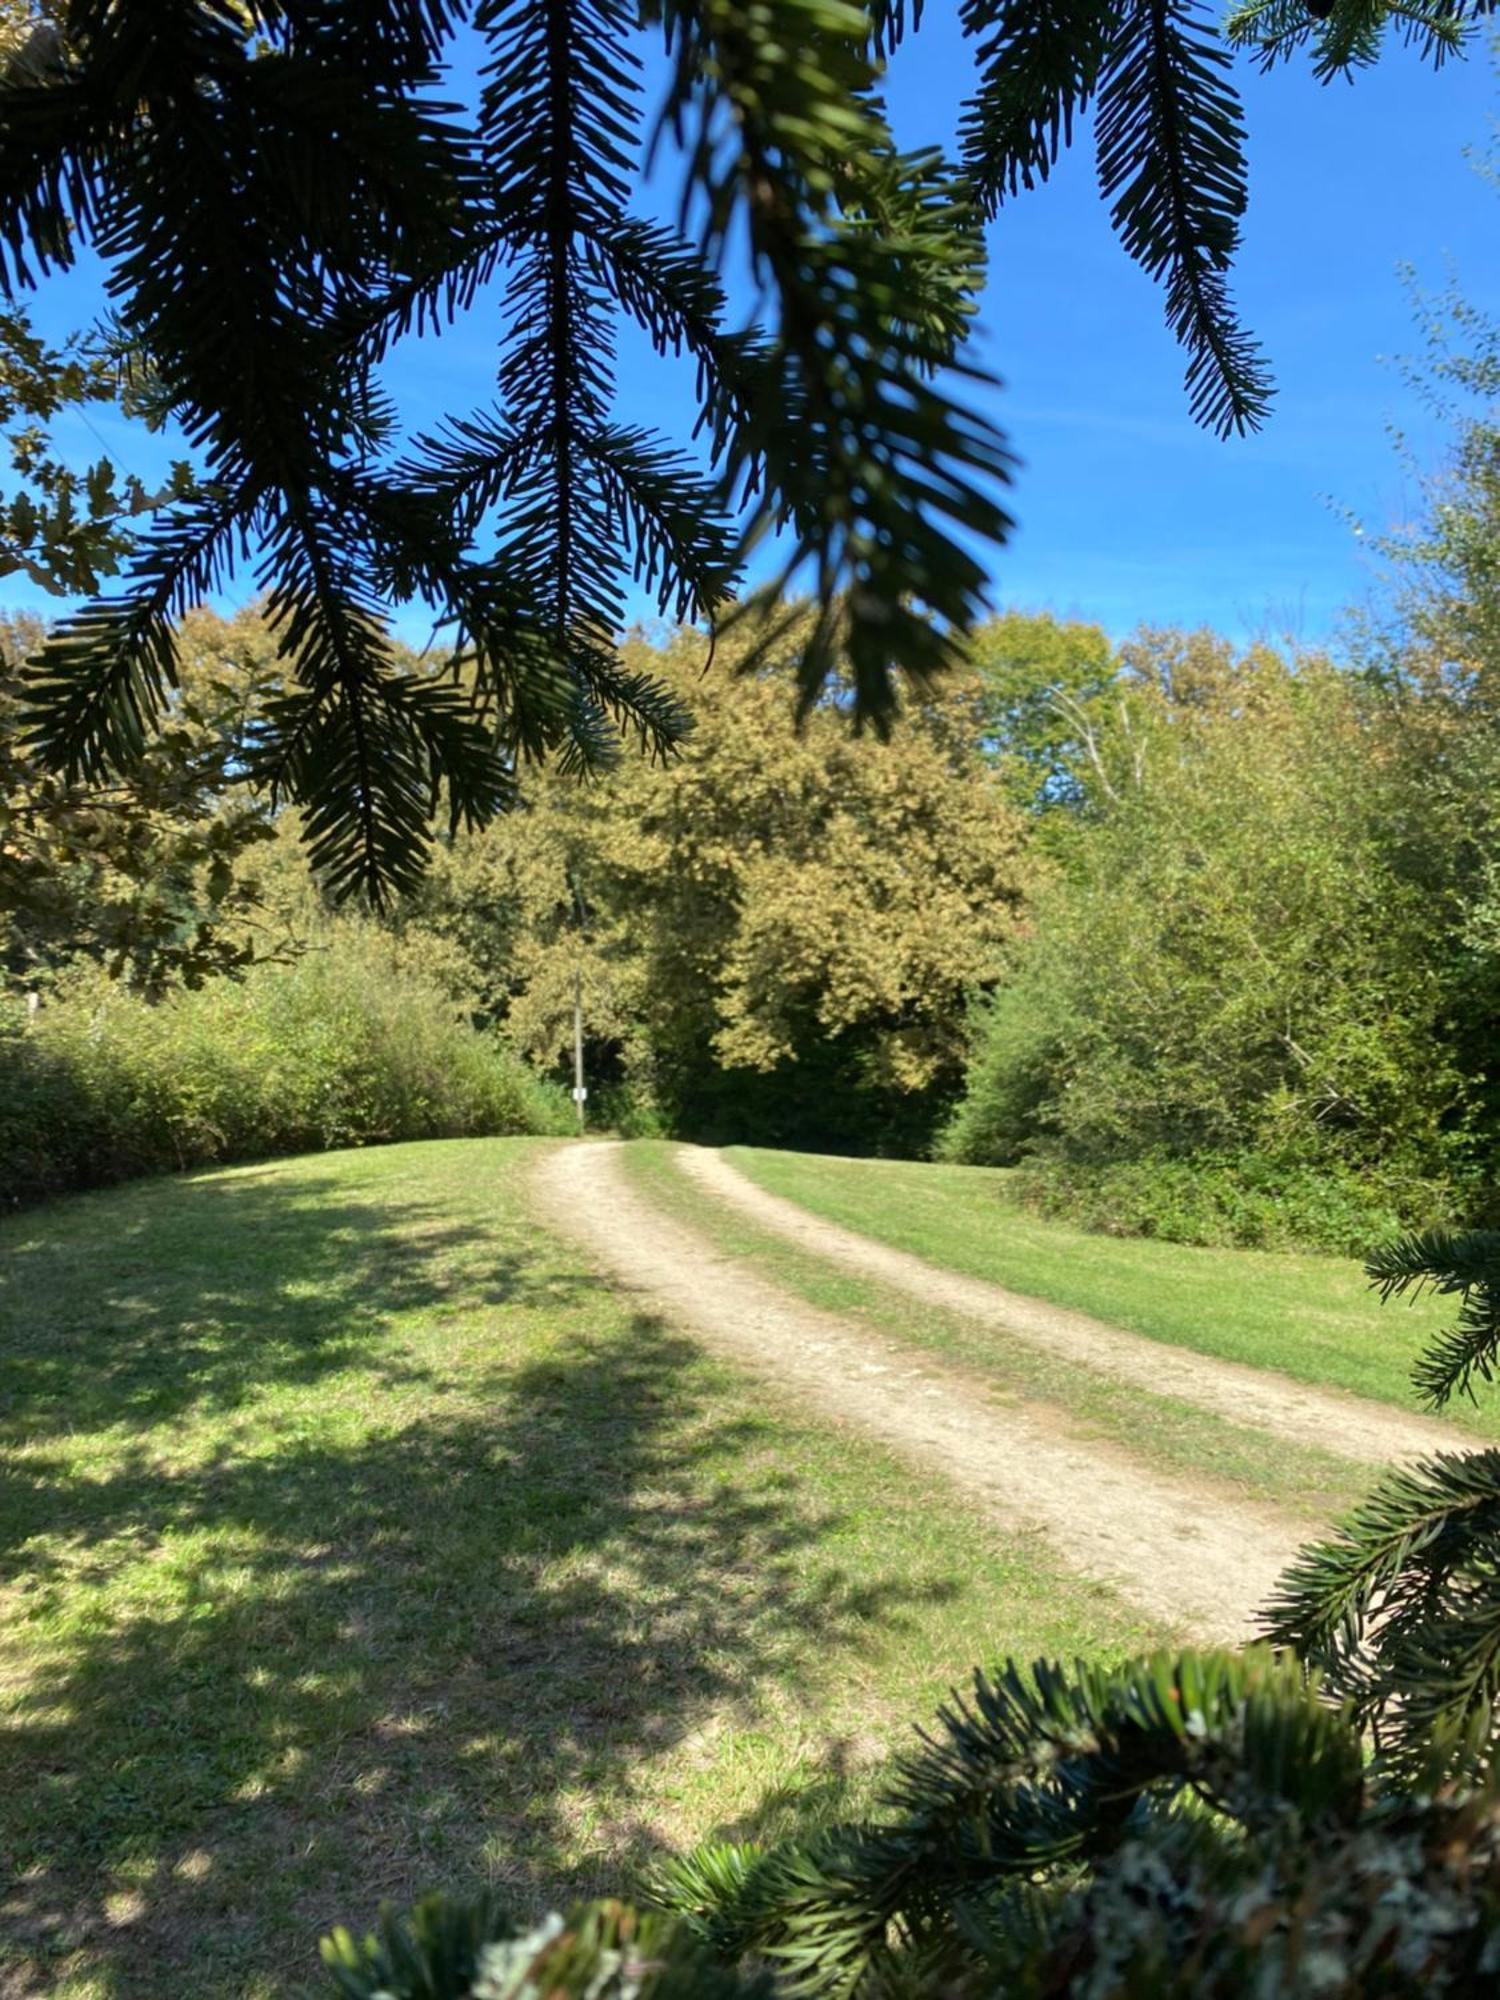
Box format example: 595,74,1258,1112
572,966,586,1135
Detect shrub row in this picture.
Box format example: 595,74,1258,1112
1006,1147,1457,1257
0,932,570,1207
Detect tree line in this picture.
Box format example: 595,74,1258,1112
4,275,1500,1241
7,392,1500,1251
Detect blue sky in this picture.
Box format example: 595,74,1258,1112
872,14,1500,646
11,17,1499,653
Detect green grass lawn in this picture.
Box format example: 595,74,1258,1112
725,1149,1493,1435
0,1139,1150,1999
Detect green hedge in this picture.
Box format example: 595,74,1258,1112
0,935,571,1207
1006,1147,1457,1256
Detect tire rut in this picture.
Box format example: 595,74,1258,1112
679,1145,1462,1470
532,1141,1312,1645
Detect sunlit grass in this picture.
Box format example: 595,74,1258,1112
622,1143,1371,1519
724,1148,1485,1432
0,1139,1150,1997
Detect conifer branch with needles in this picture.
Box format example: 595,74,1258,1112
0,0,1482,896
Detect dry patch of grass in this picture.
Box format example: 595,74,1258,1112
0,1139,1148,1998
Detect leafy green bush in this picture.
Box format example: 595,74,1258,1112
941,644,1487,1250
934,982,1069,1170
0,929,570,1206
587,1079,669,1141
1009,1148,1444,1256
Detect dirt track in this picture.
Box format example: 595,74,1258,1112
677,1145,1462,1469
532,1140,1322,1643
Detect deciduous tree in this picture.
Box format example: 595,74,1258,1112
0,605,280,993
396,619,1030,1147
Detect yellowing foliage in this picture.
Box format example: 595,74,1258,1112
409,619,1031,1142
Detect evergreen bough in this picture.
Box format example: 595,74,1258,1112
0,1,1487,899
321,1894,776,1999
322,1650,1500,1996
1266,1227,1500,1770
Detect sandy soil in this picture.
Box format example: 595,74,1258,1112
679,1144,1463,1469
532,1141,1321,1644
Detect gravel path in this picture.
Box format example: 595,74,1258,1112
532,1140,1318,1644
679,1145,1461,1470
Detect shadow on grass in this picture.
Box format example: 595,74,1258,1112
2,1170,955,1997
0,1166,533,1446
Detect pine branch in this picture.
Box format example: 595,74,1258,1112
1095,0,1272,437
545,647,694,773
0,68,105,287
647,0,1015,725
20,487,245,780
959,0,1117,212
6,3,516,906
1263,1449,1500,1763
320,1890,776,1999
250,480,514,904
652,1648,1365,1995
1226,0,1487,76
404,408,550,540
1366,1227,1500,1407
578,424,738,624
576,217,769,469
866,0,924,55
249,0,462,82
327,226,508,373
412,0,724,777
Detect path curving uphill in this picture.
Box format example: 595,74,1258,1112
532,1140,1312,1645
678,1145,1461,1470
